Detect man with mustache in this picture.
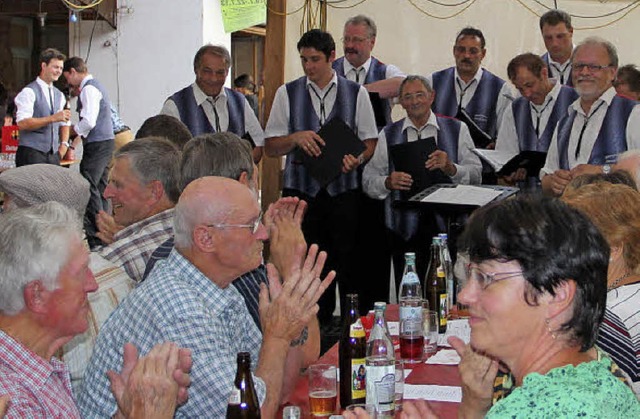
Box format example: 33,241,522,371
427,27,513,151
540,37,640,196
539,9,575,87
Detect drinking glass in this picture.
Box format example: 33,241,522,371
422,309,439,358
346,403,377,418
394,360,405,413
399,317,424,363
308,364,337,418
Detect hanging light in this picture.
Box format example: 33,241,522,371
37,12,47,27
70,11,79,23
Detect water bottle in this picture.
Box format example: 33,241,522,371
365,302,395,417
398,253,423,325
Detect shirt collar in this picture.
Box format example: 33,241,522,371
454,67,483,86
342,56,372,78
402,111,439,134
192,82,227,106
571,86,617,116
530,80,562,111
306,71,338,94
113,208,174,242
548,45,576,67
36,77,53,89
79,74,94,89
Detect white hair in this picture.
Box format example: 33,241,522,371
618,150,640,187
0,202,82,315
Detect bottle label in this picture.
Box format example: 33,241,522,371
399,305,422,323
351,358,367,399
350,319,366,338
439,293,448,326
228,388,241,405
402,272,420,284
365,365,395,412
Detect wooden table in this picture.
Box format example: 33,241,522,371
280,306,461,418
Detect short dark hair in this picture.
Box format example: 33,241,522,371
539,9,573,31
40,48,66,65
616,64,640,94
233,74,253,89
455,27,485,49
193,44,231,72
297,29,335,60
179,132,254,192
63,56,87,73
114,137,182,204
507,53,547,81
136,115,192,150
459,195,608,351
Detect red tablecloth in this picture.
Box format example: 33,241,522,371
280,305,461,418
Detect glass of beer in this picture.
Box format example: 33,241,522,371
308,364,337,418
400,317,424,363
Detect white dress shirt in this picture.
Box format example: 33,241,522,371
15,77,70,126
547,47,574,85
540,86,640,177
363,112,482,200
264,71,379,141
161,83,264,146
74,75,103,138
340,56,405,84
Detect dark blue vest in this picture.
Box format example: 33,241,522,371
431,67,505,138
169,86,245,137
333,56,391,129
383,116,460,240
19,81,63,153
556,95,636,169
77,78,114,143
512,85,578,152
541,52,574,87
284,76,361,197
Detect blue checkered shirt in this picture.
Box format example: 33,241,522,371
77,248,266,418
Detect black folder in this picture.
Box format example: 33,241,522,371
297,117,366,187
390,137,452,200
456,108,493,148
368,92,387,129
497,151,547,177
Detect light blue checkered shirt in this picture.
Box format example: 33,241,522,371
77,248,266,418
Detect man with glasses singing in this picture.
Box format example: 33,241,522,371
540,37,640,196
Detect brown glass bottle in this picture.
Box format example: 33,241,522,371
226,352,261,419
339,294,367,408
425,237,448,333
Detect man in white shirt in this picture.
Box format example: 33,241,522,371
540,37,640,196
161,44,264,163
265,29,378,323
14,48,71,166
363,75,481,284
539,9,575,87
63,57,115,249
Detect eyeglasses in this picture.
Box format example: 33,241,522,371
400,92,428,102
206,212,263,234
341,36,369,44
465,264,523,290
572,63,612,73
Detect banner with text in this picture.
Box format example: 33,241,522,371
220,0,266,33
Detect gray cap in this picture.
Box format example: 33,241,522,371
0,164,90,217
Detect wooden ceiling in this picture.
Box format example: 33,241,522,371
0,0,117,28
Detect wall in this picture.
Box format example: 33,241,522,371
69,0,230,132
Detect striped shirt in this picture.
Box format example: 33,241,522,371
0,329,81,418
598,282,640,394
77,248,266,418
98,208,174,282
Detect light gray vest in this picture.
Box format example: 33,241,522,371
18,81,63,153
77,78,114,143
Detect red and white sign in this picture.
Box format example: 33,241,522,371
1,126,19,154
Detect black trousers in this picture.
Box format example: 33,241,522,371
80,140,115,249
283,188,359,324
15,145,60,167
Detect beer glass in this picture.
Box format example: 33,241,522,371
400,317,424,363
422,309,439,358
308,364,337,417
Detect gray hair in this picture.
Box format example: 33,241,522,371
344,15,377,38
399,75,433,97
573,36,619,68
114,137,181,203
179,132,254,192
194,44,231,72
617,150,640,185
0,202,82,315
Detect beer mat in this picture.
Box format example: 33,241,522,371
296,117,366,187
438,319,471,347
424,349,460,365
403,384,462,403
368,91,387,128
388,321,399,336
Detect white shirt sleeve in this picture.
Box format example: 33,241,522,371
495,103,521,155
74,84,103,138
362,129,391,200
540,125,561,179
14,86,36,122
160,98,181,119
626,104,640,150
451,123,482,185
243,98,264,146
355,86,380,140
264,85,291,139
385,64,406,79
495,83,516,137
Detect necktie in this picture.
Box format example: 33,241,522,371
456,78,477,112
207,97,221,132
574,101,606,159
550,62,570,85
309,83,336,125
49,86,55,115
354,67,363,84
531,97,553,137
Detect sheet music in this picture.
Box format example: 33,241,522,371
471,148,516,171
420,185,502,206
403,384,462,402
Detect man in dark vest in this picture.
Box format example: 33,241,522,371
539,9,575,87
363,75,481,283
265,29,378,323
14,48,71,167
540,37,640,196
496,53,578,187
63,57,115,249
161,44,264,163
427,27,513,148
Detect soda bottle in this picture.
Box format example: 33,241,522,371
226,352,261,419
365,302,395,417
339,294,367,408
398,253,422,325
438,233,455,309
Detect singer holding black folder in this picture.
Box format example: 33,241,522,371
363,75,481,284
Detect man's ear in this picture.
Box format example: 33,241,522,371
148,180,165,203
23,280,50,315
192,225,216,253
238,171,250,187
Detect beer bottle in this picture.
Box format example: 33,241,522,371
226,352,261,419
339,294,366,408
425,237,448,333
438,233,455,308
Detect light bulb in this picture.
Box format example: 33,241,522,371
70,11,78,23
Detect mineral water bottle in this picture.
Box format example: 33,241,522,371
398,253,423,325
365,302,395,417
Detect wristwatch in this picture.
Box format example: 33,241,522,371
602,164,611,174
